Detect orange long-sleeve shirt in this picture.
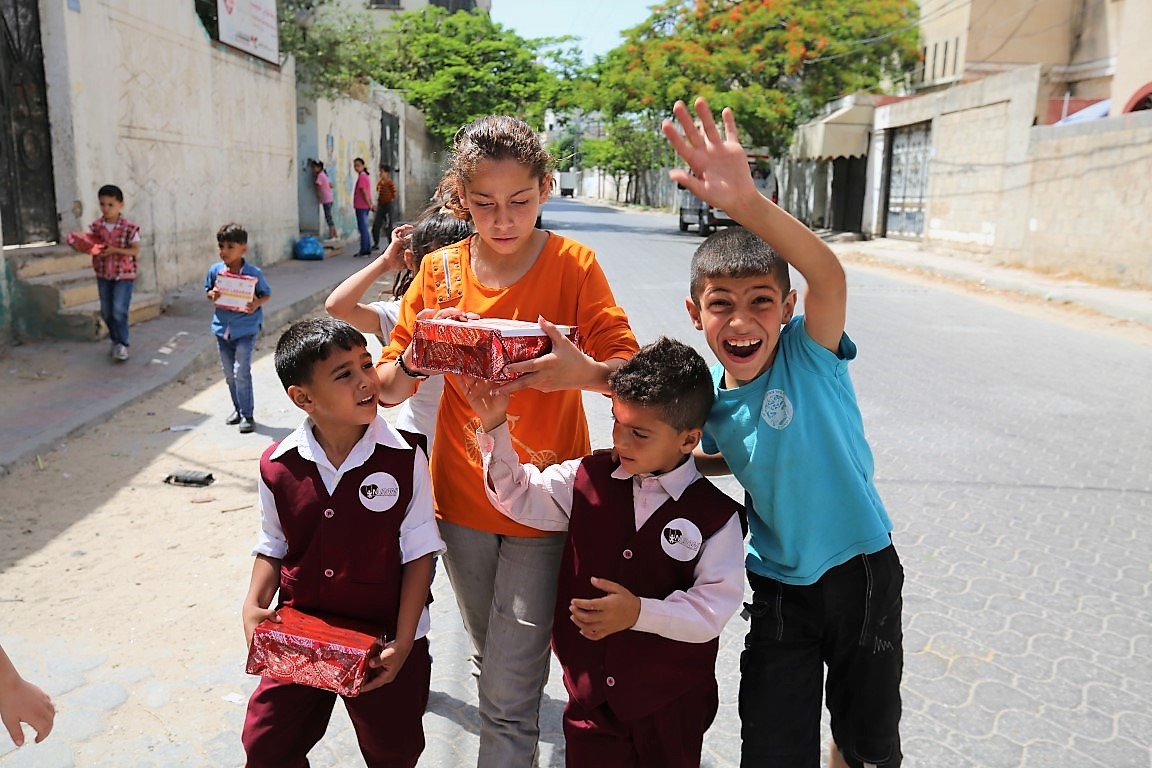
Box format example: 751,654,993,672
380,233,638,536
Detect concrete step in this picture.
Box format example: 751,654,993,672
6,244,91,280
55,292,165,341
23,268,99,309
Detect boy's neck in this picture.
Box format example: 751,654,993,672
225,258,245,272
310,419,370,469
643,452,693,477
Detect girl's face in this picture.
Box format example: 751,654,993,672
458,159,549,256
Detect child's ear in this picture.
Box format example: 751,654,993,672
680,427,702,455
685,297,703,330
540,173,553,203
287,384,315,413
782,289,798,324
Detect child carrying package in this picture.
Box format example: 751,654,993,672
245,606,386,697
411,317,578,381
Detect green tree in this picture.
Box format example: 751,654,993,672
586,0,920,156
374,8,571,147
278,3,572,149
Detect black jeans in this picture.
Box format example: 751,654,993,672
371,203,392,248
739,546,904,768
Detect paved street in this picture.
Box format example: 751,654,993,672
1,198,1150,766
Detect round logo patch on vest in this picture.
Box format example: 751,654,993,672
359,472,400,512
761,388,793,430
661,518,703,562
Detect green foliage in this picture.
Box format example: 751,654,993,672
583,0,921,157
278,4,567,149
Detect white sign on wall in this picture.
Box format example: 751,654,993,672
216,0,280,65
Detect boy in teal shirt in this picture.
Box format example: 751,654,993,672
664,98,903,768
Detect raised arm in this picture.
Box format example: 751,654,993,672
663,98,847,352
325,225,412,334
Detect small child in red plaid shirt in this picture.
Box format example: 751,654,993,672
68,184,141,361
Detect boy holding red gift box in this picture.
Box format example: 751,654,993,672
464,337,745,768
241,316,443,768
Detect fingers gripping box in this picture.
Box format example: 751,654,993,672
411,318,578,382
66,231,105,256
245,607,386,697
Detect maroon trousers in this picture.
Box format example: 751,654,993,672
562,676,719,768
242,637,430,768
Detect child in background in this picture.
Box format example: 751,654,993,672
374,114,638,767
353,157,374,257
0,643,54,747
665,98,904,768
311,161,338,241
241,317,442,768
465,337,744,768
69,184,141,362
371,164,397,250
205,223,272,434
325,202,471,454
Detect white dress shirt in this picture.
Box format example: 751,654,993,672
255,415,444,639
479,421,745,643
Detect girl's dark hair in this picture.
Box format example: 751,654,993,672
390,202,472,299
274,317,366,390
439,115,554,222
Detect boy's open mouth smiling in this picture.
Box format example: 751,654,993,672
724,338,762,359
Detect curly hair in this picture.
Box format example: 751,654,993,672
608,337,714,432
438,115,555,222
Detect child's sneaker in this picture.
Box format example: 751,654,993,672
112,344,130,361
225,411,242,425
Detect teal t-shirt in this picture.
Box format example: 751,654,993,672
702,316,892,585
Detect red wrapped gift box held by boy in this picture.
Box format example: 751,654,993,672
66,231,105,256
411,317,578,382
245,606,386,697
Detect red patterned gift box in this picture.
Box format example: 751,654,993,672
245,606,386,697
411,317,578,382
66,231,105,256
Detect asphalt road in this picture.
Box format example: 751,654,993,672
2,197,1150,767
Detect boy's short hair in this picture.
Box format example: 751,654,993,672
97,184,124,202
608,337,713,432
689,227,791,303
275,317,367,390
216,222,248,245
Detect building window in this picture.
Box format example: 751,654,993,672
368,0,403,8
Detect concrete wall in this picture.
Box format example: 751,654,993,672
42,0,299,293
868,64,1152,287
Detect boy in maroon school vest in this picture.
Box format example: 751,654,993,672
240,317,442,768
464,337,745,768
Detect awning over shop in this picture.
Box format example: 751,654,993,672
794,100,875,160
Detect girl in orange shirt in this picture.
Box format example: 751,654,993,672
377,115,638,767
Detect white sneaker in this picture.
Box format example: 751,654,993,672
112,343,130,361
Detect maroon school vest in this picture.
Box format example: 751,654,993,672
259,434,420,634
553,453,743,722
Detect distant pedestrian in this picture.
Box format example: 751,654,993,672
0,642,54,747
204,223,271,434
68,184,141,362
241,316,442,768
325,200,471,454
465,336,745,768
371,164,397,250
665,97,904,768
311,161,338,241
353,157,374,257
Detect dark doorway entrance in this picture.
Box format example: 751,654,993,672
0,0,59,246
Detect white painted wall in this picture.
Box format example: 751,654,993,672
43,0,299,293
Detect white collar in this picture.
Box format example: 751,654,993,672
271,415,413,471
610,454,701,501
